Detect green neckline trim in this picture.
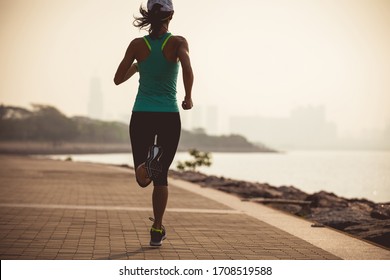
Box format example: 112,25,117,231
143,33,172,51
143,37,151,51
161,34,172,50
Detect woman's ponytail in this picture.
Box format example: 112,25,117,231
133,4,173,38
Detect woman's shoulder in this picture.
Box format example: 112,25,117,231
126,37,148,51
130,37,147,45
171,35,187,42
171,35,189,48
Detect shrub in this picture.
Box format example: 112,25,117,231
177,149,212,171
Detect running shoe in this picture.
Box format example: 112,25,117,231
150,225,166,246
149,217,166,246
145,144,163,180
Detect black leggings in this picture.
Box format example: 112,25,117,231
129,112,181,186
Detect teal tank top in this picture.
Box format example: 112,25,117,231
133,33,180,112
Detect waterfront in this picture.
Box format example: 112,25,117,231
50,150,390,203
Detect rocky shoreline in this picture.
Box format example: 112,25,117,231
169,170,390,249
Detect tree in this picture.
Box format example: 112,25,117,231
177,149,212,171
29,104,78,144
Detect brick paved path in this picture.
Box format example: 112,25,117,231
0,155,340,260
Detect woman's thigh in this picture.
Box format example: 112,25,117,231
129,112,181,173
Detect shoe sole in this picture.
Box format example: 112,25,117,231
145,145,163,180
136,164,152,188
150,235,166,247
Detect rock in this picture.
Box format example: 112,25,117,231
203,175,225,185
170,169,390,249
306,207,367,230
349,201,374,214
367,232,390,248
349,198,376,208
371,204,390,220
170,170,208,182
278,185,308,200
212,183,283,199
306,191,349,208
344,220,390,248
268,204,303,215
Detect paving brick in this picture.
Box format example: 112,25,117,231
0,156,344,260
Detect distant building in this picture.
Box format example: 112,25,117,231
230,106,338,149
180,109,191,131
183,105,219,135
206,106,218,135
88,77,103,120
191,106,204,131
383,123,390,149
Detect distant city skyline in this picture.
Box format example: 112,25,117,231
230,105,390,150
2,98,389,150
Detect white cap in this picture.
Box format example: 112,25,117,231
147,0,174,12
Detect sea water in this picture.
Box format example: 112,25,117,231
50,150,390,203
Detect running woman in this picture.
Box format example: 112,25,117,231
114,0,194,246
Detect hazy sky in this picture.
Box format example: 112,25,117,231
1,0,389,137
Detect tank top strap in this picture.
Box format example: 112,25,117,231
143,36,152,51
161,34,172,50
143,33,172,52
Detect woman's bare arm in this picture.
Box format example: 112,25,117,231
177,37,194,110
114,40,138,85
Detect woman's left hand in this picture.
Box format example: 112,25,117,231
182,98,193,110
